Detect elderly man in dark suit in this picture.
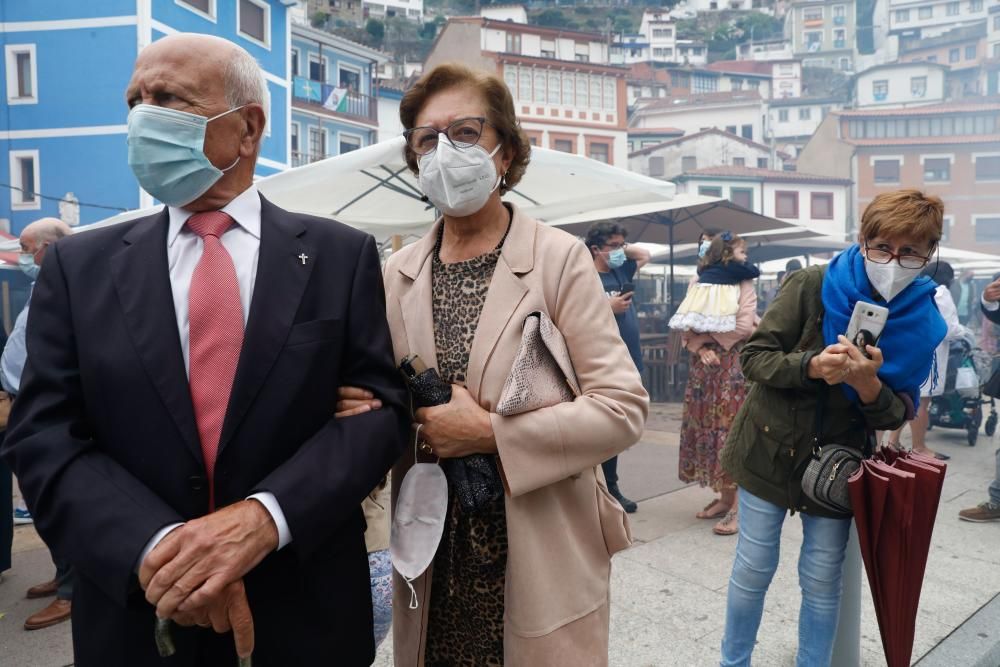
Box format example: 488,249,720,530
1,33,407,666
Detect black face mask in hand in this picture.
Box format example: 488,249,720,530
399,355,504,513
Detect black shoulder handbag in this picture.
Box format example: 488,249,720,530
799,384,871,517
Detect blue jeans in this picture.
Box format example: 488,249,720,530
720,488,852,667
369,549,393,648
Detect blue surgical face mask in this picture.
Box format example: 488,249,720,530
607,248,627,269
698,240,711,258
127,104,244,207
18,253,40,280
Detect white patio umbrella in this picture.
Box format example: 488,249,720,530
261,136,678,238
0,137,678,250
546,194,814,310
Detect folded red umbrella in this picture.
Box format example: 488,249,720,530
849,449,943,667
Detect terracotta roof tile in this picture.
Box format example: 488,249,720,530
835,102,1000,117
676,165,852,185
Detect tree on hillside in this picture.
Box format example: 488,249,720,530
366,18,385,43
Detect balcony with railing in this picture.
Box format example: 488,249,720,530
834,15,845,25
834,39,847,48
292,76,378,126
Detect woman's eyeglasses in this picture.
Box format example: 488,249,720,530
864,245,932,269
404,117,493,156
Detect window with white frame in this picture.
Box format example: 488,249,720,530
308,126,326,161
922,156,950,181
873,158,900,183
872,79,889,99
238,0,270,48
976,155,1000,181
5,44,37,104
534,69,546,103
778,109,789,122
291,49,300,77
561,73,574,105
519,67,532,101
9,150,40,210
799,107,811,120
896,9,910,22
291,123,300,154
918,6,932,19
911,76,927,97
548,73,560,105
309,55,327,82
176,0,216,19
974,216,1000,243
947,1,959,15
338,63,362,92
339,132,362,154
804,6,823,20
603,79,615,110
970,0,983,10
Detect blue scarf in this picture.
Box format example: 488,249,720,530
821,244,946,409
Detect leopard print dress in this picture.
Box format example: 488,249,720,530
423,229,509,667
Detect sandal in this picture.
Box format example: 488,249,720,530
696,498,731,520
713,510,739,536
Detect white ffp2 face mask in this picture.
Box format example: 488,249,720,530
418,137,502,217
390,461,448,609
865,259,923,302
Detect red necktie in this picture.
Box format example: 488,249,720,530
187,211,244,509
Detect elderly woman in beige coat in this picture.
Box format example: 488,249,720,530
337,62,648,666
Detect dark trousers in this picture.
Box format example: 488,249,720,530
55,558,73,600
601,456,619,487
0,453,11,573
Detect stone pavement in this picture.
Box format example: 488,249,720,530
5,402,1000,666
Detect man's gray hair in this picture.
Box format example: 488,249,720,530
224,47,268,119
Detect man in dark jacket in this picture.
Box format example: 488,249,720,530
1,34,407,666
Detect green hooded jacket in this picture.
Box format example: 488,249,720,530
720,265,908,518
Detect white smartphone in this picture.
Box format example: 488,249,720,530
845,301,889,358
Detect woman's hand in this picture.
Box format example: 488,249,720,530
837,334,884,404
334,386,381,418
414,385,497,458
698,347,720,366
807,343,851,384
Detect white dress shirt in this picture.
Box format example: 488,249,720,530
139,185,291,569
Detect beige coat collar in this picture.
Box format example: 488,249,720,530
395,203,536,399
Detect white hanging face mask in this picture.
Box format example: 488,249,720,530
418,136,502,218
865,259,923,302
390,458,448,610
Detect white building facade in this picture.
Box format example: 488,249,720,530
631,92,767,143
629,129,789,180
854,62,948,108
674,166,852,237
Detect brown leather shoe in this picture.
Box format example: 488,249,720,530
26,579,58,599
24,599,71,631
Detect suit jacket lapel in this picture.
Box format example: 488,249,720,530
110,210,203,466
219,196,313,454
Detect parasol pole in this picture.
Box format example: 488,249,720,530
668,214,675,315
831,525,863,666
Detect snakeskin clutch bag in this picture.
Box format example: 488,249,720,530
496,312,581,417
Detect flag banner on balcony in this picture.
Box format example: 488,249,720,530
323,86,349,113
293,76,322,102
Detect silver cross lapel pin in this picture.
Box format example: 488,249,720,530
298,253,309,265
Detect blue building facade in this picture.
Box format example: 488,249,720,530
0,0,293,234
290,25,386,167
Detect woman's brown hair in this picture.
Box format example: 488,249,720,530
399,62,531,195
860,189,943,249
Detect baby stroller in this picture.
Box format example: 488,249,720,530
927,338,997,446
